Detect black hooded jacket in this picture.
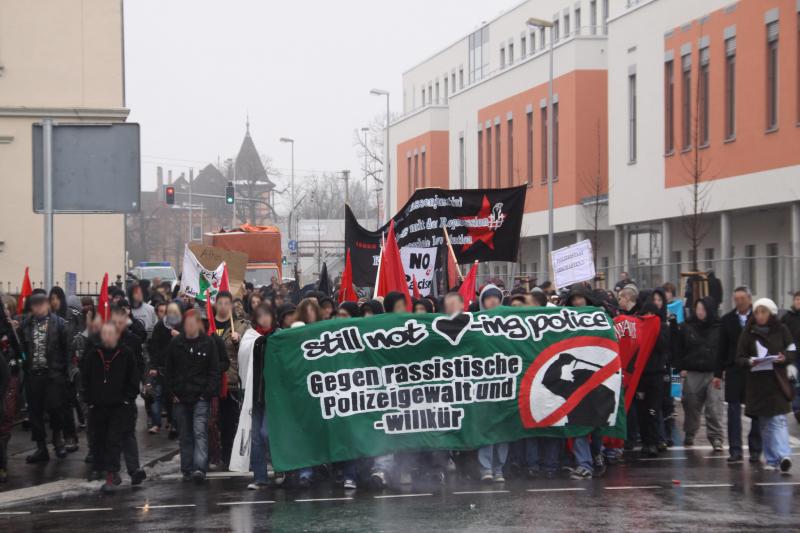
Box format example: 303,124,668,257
674,297,721,372
81,343,139,407
163,333,221,403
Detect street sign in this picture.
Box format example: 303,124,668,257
32,122,141,213
288,239,298,253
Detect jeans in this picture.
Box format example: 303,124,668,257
478,443,508,476
372,454,394,474
250,403,269,484
175,400,210,474
150,383,163,428
727,402,762,457
681,371,724,444
759,415,791,467
573,431,603,471
525,437,560,473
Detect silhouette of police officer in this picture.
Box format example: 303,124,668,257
541,352,615,426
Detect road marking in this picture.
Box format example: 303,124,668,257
136,504,196,510
703,452,800,459
526,487,586,493
207,471,251,478
755,482,800,487
452,490,511,495
604,485,661,490
0,511,31,515
218,500,276,506
638,456,687,461
373,493,433,499
48,508,113,514
679,483,733,488
294,497,354,503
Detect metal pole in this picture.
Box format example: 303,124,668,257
385,95,391,223
231,160,236,229
189,169,193,241
546,28,555,255
363,128,369,223
43,118,54,289
290,141,295,239
342,170,350,205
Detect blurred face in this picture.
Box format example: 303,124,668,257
321,303,333,320
233,300,245,317
361,307,374,317
100,323,120,349
216,297,232,319
510,298,525,307
694,302,707,321
183,314,202,338
165,304,182,326
651,292,664,309
733,290,751,313
281,311,296,328
251,294,262,308
336,308,353,319
88,313,103,335
483,295,501,310
413,302,427,314
49,294,62,311
754,306,771,326
131,287,143,304
391,299,406,313
569,295,588,307
31,300,50,318
443,295,464,315
155,304,167,320
256,311,274,330
111,311,128,333
794,295,800,311
524,294,535,306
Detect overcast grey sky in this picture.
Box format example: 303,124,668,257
124,0,517,194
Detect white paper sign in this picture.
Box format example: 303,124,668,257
400,247,437,297
550,239,596,289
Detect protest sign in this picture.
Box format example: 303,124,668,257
264,306,625,471
550,240,596,289
400,247,437,297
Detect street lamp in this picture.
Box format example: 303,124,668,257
370,89,390,223
527,17,555,258
361,126,370,223
279,137,295,240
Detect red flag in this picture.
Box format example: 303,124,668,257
375,221,412,311
458,261,478,309
97,273,110,322
17,267,33,313
338,249,358,303
613,314,661,411
411,274,421,300
219,263,230,293
205,289,216,335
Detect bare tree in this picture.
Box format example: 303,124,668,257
580,120,606,267
679,25,713,272
296,173,375,221
352,115,385,190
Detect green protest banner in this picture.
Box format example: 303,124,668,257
264,306,625,471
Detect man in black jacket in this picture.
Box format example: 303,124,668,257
19,293,70,462
82,322,139,492
164,309,220,483
716,286,762,463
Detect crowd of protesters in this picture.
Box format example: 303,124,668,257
0,269,797,493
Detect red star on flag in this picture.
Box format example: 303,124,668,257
458,195,496,252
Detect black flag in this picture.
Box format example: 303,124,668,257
317,262,331,296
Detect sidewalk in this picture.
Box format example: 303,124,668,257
0,399,178,507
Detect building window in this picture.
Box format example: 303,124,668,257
540,29,545,49
413,153,419,190
704,247,715,270
477,130,483,186
444,77,448,102
507,118,514,186
699,46,710,146
521,36,527,59
766,21,779,130
564,13,571,37
500,47,506,69
671,250,682,285
743,244,756,293
553,102,559,180
628,72,637,163
575,7,581,35
530,31,536,54
554,19,560,42
451,73,456,93
421,88,426,107
665,60,675,153
767,242,779,298
421,151,427,187
602,0,609,33
428,84,433,104
469,26,490,84
540,107,548,183
526,111,534,185
681,52,692,150
459,68,464,89
435,82,440,104
509,42,515,65
459,136,465,188
590,0,597,35
407,156,412,188
486,126,492,187
724,37,736,139
495,123,501,188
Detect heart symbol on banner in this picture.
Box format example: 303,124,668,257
432,313,472,346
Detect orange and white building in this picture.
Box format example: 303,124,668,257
386,0,800,307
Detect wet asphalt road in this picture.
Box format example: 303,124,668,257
3,444,800,532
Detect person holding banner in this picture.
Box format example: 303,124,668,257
636,300,669,457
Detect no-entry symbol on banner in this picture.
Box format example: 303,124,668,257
518,336,621,428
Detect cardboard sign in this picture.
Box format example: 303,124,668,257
550,239,596,289
400,247,437,297
188,243,248,297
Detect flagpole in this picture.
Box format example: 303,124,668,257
373,231,385,295
442,226,463,280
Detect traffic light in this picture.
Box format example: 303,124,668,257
282,256,287,266
165,185,175,205
225,182,234,204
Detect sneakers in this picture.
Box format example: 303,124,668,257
343,478,357,489
779,457,792,474
54,446,67,459
749,455,762,465
191,470,206,484
26,444,50,464
493,473,505,483
272,472,286,487
65,438,79,453
0,469,7,483
593,454,607,477
656,441,668,453
526,467,540,479
296,476,311,489
480,473,494,484
148,426,160,435
726,453,743,464
712,441,724,453
641,445,658,459
763,464,779,472
181,472,193,482
130,468,147,486
370,470,387,490
683,437,694,448
570,466,593,480
247,482,269,490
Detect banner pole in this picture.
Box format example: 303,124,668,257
442,226,463,280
